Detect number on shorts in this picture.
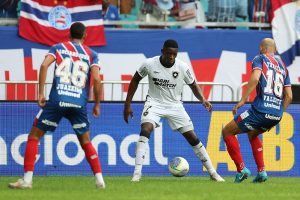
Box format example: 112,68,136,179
55,58,88,88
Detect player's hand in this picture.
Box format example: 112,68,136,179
38,94,46,108
93,104,100,117
232,100,245,115
124,105,133,124
202,100,212,112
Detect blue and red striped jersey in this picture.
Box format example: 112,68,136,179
47,41,100,106
252,54,291,116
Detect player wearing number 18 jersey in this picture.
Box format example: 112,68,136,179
9,22,105,189
222,38,293,183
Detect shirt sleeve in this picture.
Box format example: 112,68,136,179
137,61,148,78
90,50,101,69
183,65,195,84
47,45,57,59
252,55,263,71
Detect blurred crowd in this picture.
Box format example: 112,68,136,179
0,0,275,29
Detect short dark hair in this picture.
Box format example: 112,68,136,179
70,22,86,39
163,39,178,49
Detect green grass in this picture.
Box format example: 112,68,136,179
1,176,300,200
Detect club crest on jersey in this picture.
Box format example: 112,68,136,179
172,71,179,78
143,111,149,116
48,6,72,30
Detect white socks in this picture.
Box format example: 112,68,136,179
193,142,216,175
24,171,33,184
23,171,105,187
133,136,149,175
95,173,105,185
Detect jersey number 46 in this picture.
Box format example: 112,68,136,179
55,57,88,88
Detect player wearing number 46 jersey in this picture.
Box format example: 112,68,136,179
9,22,105,189
222,38,293,183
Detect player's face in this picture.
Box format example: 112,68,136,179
161,47,178,66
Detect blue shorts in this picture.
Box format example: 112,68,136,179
234,107,281,133
33,101,89,135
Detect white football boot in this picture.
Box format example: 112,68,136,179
131,173,142,182
210,172,225,182
96,181,106,189
8,179,32,189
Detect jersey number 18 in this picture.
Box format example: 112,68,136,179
264,70,284,98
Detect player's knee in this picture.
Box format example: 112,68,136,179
222,127,229,139
182,130,200,146
28,126,45,140
140,129,152,139
188,138,200,146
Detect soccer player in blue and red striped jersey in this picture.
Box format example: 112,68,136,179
222,38,293,183
9,22,105,189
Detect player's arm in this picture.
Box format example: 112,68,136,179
124,72,143,123
283,86,292,111
233,69,261,114
91,67,101,117
38,55,55,107
189,81,212,112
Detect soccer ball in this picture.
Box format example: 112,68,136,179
168,157,189,177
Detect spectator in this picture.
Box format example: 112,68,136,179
138,0,173,28
207,0,248,23
157,0,174,21
102,0,121,28
0,0,18,18
172,0,206,29
248,0,271,24
121,0,135,14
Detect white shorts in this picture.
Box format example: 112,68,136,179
140,102,194,132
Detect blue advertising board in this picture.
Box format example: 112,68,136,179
0,102,299,176
0,26,272,60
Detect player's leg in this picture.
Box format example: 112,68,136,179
9,126,45,189
222,120,245,172
167,105,224,181
222,120,251,183
132,104,160,182
245,109,279,183
77,132,105,188
9,103,61,189
181,129,225,182
132,122,154,182
247,130,268,183
68,107,105,188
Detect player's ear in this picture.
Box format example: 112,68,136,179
259,45,263,53
83,31,87,40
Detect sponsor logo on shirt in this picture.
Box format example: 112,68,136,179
152,78,176,89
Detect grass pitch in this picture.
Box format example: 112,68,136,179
1,176,300,200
